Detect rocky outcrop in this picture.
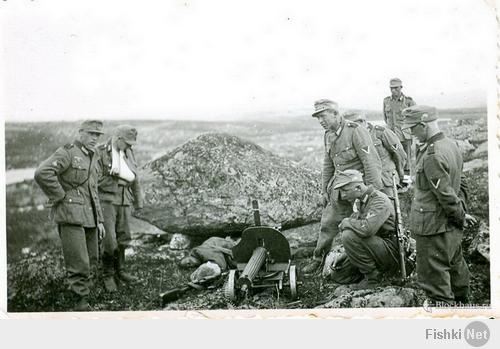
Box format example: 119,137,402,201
468,222,490,263
137,133,323,237
454,139,475,156
318,286,422,308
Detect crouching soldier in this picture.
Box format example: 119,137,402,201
96,125,143,292
335,170,400,289
34,120,106,311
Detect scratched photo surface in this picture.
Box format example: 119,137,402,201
1,0,495,315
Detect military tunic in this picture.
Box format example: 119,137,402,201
96,141,143,276
383,94,415,174
383,94,415,142
340,187,399,275
411,132,470,303
34,140,103,297
367,123,407,196
313,120,383,260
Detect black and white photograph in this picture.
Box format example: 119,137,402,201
1,0,496,316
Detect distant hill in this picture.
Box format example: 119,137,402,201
4,106,487,170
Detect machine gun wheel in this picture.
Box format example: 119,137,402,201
224,269,237,302
289,265,298,300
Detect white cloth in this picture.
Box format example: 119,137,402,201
110,144,135,182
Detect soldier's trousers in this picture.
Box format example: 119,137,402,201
102,202,132,252
101,202,132,276
313,199,353,261
341,229,399,275
416,228,470,304
58,224,98,297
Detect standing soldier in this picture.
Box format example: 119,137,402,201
402,105,475,305
383,78,415,175
343,111,407,196
96,125,143,292
34,120,106,311
302,99,382,274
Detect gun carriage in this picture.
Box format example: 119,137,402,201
223,200,298,301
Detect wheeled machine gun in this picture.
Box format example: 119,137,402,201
223,200,298,301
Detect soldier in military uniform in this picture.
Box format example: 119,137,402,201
343,111,407,197
402,105,476,305
302,99,383,274
383,78,416,175
34,120,106,311
96,125,143,292
333,170,400,289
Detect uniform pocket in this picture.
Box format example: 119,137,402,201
70,162,88,184
410,202,446,236
415,166,430,190
335,146,357,166
54,194,85,225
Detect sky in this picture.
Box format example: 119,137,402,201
0,0,496,121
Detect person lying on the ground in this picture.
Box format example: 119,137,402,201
179,237,238,283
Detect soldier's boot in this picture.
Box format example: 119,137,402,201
301,259,322,275
352,269,382,290
102,253,118,293
454,295,470,305
74,296,92,312
115,247,138,284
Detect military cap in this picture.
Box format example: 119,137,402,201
312,99,339,117
342,111,366,123
79,120,104,134
401,105,438,129
333,169,364,189
389,78,403,88
115,124,138,145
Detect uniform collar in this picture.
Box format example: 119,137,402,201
335,124,343,136
360,186,374,205
426,132,444,144
391,93,405,102
333,119,345,136
74,140,92,155
418,132,444,153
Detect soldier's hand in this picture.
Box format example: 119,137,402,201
321,193,330,207
464,214,478,228
338,218,349,230
332,252,347,270
97,223,106,240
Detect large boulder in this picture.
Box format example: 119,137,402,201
137,133,323,237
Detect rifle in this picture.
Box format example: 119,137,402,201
392,172,407,281
160,272,227,307
160,282,204,307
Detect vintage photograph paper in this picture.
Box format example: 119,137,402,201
0,0,497,318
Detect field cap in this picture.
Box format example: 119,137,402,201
333,169,364,189
312,99,339,117
115,124,138,145
79,120,104,134
343,111,366,123
401,105,438,129
389,78,403,88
